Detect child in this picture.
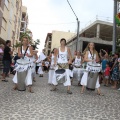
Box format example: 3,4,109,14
104,63,110,86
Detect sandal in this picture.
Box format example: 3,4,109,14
97,93,104,96
29,89,34,93
50,88,57,91
2,80,8,82
67,90,72,94
33,80,36,82
80,91,84,94
13,86,17,90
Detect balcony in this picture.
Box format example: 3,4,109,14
48,45,51,49
20,27,25,33
22,6,27,16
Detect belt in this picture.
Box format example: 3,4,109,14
57,63,69,69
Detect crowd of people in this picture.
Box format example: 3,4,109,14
0,38,120,95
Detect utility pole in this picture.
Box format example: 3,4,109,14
67,0,80,51
112,0,117,53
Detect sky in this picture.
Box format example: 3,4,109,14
22,0,113,52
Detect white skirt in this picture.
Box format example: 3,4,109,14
52,69,71,86
32,63,36,78
80,71,100,88
38,66,43,74
48,70,56,84
31,63,36,73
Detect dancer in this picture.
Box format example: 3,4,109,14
72,51,83,85
51,38,72,94
37,50,46,77
38,60,44,77
31,45,38,82
13,37,34,93
48,48,57,84
80,42,103,95
44,59,50,72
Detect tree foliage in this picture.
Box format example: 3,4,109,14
116,37,120,52
20,31,31,41
33,39,40,49
14,41,21,48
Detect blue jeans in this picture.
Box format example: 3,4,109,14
3,60,11,75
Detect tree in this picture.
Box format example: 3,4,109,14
20,32,31,41
14,41,21,48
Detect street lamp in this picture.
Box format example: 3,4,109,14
67,0,80,51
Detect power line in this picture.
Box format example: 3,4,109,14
0,17,77,25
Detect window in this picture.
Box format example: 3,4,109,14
2,18,7,30
12,31,15,39
16,1,19,14
14,15,16,29
5,0,8,9
17,29,19,39
7,25,11,39
9,8,13,23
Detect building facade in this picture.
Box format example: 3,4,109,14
0,0,22,46
67,20,120,55
20,6,28,36
44,31,75,56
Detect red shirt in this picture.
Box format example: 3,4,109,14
104,67,110,76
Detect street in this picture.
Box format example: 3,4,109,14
0,73,120,120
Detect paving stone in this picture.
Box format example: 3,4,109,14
0,73,120,120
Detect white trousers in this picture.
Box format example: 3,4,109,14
80,72,100,88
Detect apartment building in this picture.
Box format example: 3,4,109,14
20,6,28,36
0,0,22,46
44,30,75,56
66,20,120,55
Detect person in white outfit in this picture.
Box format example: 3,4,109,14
80,42,103,95
38,60,44,77
48,48,57,84
51,38,72,94
31,45,38,82
13,37,34,93
72,51,83,85
44,60,50,72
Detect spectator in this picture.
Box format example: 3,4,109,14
99,49,109,83
2,40,13,82
111,53,119,89
0,44,4,80
104,63,110,87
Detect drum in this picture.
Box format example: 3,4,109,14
86,63,101,90
17,58,30,65
17,70,27,91
87,63,101,73
55,69,66,84
73,67,85,82
16,58,30,91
